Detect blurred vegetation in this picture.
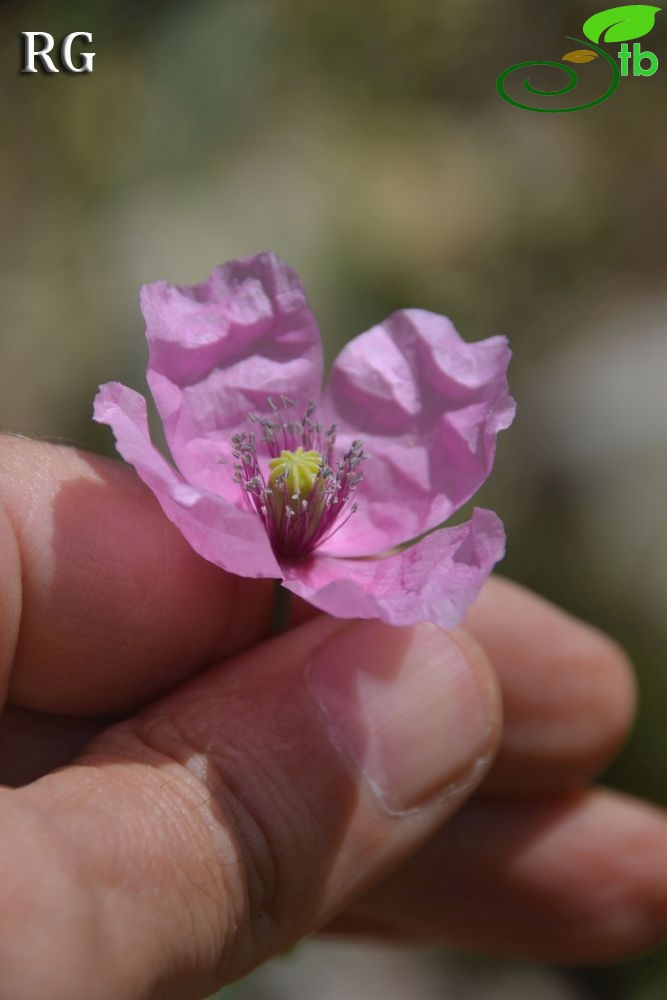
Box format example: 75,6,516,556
0,1,665,997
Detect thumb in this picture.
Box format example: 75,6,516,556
5,616,500,1000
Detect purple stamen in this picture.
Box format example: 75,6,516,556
232,397,364,560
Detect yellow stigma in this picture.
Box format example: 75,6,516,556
268,448,322,497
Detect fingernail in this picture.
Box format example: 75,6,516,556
306,620,495,813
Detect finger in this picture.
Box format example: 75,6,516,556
2,616,500,999
0,435,273,715
0,431,636,805
326,789,667,963
463,577,637,795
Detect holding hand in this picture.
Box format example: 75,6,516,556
0,436,664,1000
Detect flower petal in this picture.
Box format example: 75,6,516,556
281,508,505,629
319,310,515,555
141,251,324,503
93,382,281,578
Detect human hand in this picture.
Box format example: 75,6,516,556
0,436,665,1000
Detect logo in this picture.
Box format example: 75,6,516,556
497,5,660,112
20,31,95,74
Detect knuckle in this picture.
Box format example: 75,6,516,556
106,710,287,975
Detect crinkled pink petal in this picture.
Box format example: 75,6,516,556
318,309,515,556
141,251,324,504
93,382,281,578
281,507,505,629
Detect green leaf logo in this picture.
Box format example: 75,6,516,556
583,5,661,43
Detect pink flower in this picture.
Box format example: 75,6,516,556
94,252,515,629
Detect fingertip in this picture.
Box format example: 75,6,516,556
466,577,638,795
306,620,501,814
336,789,667,965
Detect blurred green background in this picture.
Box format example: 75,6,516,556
1,0,665,997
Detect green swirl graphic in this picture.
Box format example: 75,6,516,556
496,37,621,112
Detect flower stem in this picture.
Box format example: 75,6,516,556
272,581,292,635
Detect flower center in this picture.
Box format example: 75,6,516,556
268,448,322,498
229,396,364,560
